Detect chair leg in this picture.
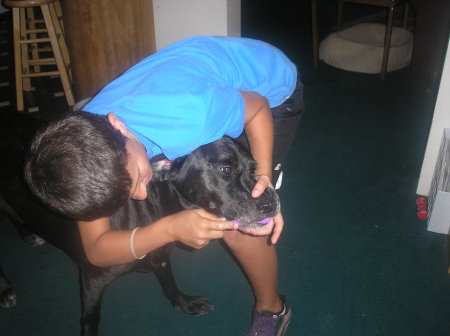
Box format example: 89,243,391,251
11,8,24,111
41,4,75,106
402,1,410,28
380,6,394,80
337,1,343,31
311,0,319,68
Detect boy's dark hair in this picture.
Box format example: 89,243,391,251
24,112,131,221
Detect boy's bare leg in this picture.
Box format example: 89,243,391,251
223,230,282,312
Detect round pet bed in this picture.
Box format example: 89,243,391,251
319,23,414,74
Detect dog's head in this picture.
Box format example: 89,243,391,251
151,137,280,230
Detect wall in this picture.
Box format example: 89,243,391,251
416,37,450,195
0,1,241,51
153,0,240,50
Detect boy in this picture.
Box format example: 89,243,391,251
25,36,303,335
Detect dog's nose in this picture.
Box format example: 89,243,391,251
256,199,276,215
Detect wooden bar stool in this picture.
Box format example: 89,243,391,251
4,0,75,111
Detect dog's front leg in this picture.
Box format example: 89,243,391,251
79,266,120,336
79,263,134,336
0,265,16,308
153,258,214,316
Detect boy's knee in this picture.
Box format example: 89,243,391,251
222,230,245,251
271,82,304,119
222,230,271,253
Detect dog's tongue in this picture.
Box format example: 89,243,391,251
231,217,272,227
257,217,272,224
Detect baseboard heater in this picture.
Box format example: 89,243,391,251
427,128,450,234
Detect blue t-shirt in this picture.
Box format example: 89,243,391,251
84,36,297,159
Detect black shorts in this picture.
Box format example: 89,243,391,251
234,77,304,185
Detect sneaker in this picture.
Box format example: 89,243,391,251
247,296,292,336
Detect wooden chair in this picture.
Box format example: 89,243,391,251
311,0,410,79
4,0,75,111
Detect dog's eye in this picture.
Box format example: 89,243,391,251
220,166,233,175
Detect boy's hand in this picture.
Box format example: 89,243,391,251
239,211,284,245
251,174,272,198
168,209,237,249
245,174,284,244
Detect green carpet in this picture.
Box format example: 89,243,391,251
1,1,449,335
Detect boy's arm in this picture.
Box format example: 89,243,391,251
240,90,284,244
78,209,237,267
240,90,273,184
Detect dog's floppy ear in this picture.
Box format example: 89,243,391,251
151,154,188,181
150,154,172,181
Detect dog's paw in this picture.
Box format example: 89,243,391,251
172,295,215,316
24,234,46,247
0,288,17,308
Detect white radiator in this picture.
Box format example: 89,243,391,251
427,128,450,234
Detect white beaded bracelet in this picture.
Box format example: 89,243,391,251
130,227,147,260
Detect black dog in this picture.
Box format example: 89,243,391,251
0,111,280,335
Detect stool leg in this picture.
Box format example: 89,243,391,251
19,8,32,92
53,0,65,38
41,4,75,106
11,8,24,111
49,2,71,83
27,8,41,74
380,6,394,79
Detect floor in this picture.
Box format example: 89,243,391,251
0,1,449,335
